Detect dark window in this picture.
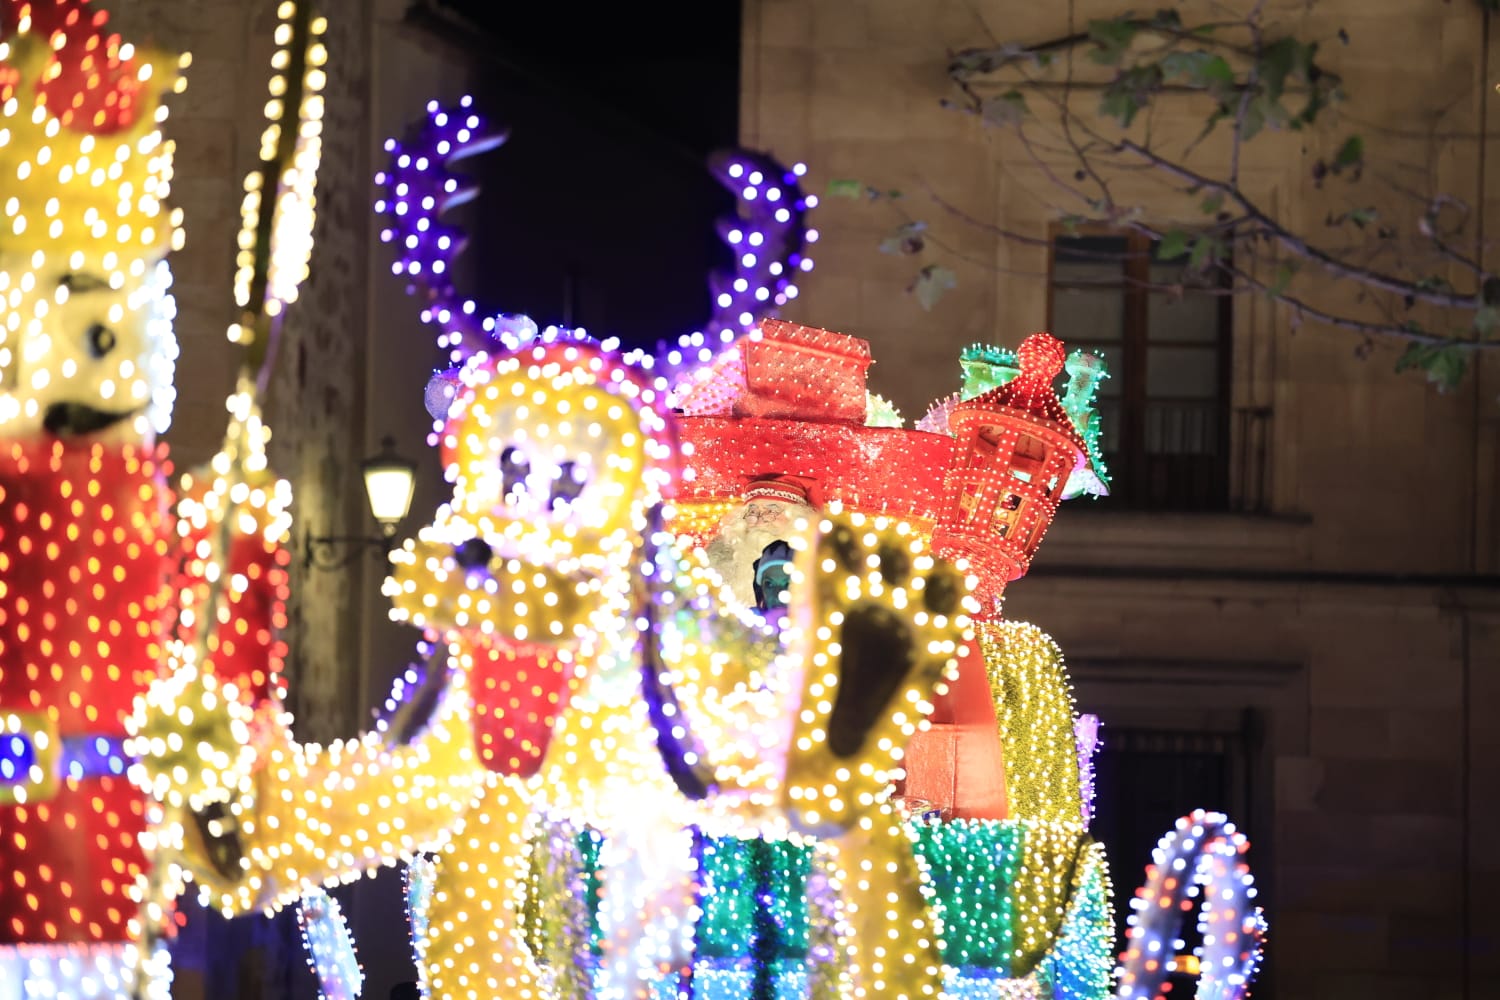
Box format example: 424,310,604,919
1049,232,1231,510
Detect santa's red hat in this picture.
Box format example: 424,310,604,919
743,474,816,506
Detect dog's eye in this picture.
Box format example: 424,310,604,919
548,460,587,511
500,447,530,503
88,324,117,358
60,273,110,294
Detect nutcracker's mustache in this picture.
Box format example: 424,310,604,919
42,402,137,438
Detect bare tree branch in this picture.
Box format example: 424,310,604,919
1228,0,1267,187
841,4,1500,386
949,17,1255,78
1114,140,1482,306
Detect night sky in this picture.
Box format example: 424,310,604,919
423,1,744,349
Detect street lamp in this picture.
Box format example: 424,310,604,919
306,435,417,568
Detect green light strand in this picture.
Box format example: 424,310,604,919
1036,839,1115,1000
907,817,1019,972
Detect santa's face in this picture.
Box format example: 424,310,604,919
0,249,177,444
704,497,817,610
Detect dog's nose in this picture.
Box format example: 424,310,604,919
453,538,493,570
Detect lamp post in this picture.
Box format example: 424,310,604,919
306,436,417,568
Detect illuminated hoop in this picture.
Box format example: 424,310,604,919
1116,809,1266,1000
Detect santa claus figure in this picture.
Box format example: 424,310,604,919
703,475,818,611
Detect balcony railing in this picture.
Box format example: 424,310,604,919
1096,401,1270,513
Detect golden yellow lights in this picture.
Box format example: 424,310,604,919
779,512,975,839
978,621,1083,828
125,650,255,813
157,344,686,998
230,1,326,322
0,21,184,258
0,14,185,440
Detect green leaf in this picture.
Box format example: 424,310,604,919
880,221,928,256
1161,51,1236,97
1333,134,1364,169
1476,306,1500,338
1267,261,1295,299
1258,37,1312,101
1087,17,1139,65
1156,228,1190,261
1395,342,1467,391
981,90,1029,127
1199,192,1224,216
1240,98,1268,142
1393,343,1431,372
1100,65,1164,127
911,265,958,311
1188,235,1213,269
826,179,864,199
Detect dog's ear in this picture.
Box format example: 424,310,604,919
778,514,973,838
638,506,718,800
381,649,454,749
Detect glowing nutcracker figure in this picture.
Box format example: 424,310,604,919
0,2,188,996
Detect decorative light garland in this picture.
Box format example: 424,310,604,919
372,100,815,379
1073,715,1100,829
703,149,817,340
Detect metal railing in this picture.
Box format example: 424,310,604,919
1095,401,1270,513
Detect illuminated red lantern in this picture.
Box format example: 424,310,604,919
932,332,1086,603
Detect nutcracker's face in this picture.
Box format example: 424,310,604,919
0,248,177,444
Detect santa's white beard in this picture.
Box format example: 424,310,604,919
704,503,815,609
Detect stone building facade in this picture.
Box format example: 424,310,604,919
741,2,1500,998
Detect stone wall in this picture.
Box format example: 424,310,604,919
743,1,1500,997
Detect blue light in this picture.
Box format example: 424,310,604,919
1,732,36,784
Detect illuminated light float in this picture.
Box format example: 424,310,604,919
119,57,1261,999
322,94,1261,1000
209,312,1261,998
